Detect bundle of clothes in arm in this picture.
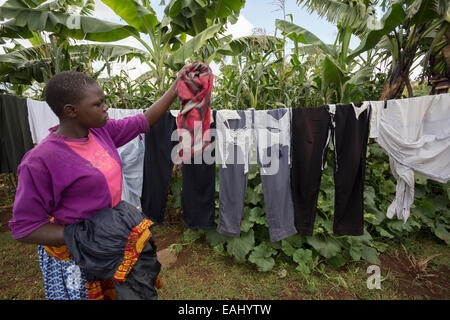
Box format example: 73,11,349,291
48,201,162,300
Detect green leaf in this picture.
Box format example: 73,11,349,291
275,19,335,57
169,243,183,254
434,223,450,245
414,173,428,185
281,234,305,257
368,209,387,226
321,55,344,86
447,183,450,200
0,1,140,41
406,0,441,25
166,23,221,69
432,196,449,213
387,219,414,232
361,245,380,264
376,226,394,239
0,41,150,85
372,241,389,253
348,238,362,261
211,0,245,19
240,207,255,232
205,229,229,246
248,242,277,272
217,35,282,57
293,248,314,275
226,229,255,263
164,0,244,36
245,185,262,206
248,163,260,180
183,229,204,242
101,0,158,34
327,254,347,268
415,200,435,218
347,1,406,60
213,243,225,254
248,206,267,225
306,236,341,258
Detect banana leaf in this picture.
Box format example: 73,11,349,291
0,0,140,41
347,1,406,60
165,23,221,69
275,19,336,57
101,0,158,34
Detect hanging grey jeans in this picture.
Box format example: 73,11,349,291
216,108,297,242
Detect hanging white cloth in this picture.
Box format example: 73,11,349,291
373,93,450,222
253,108,291,175
216,109,254,174
107,108,146,209
26,98,59,144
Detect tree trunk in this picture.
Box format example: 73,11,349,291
379,52,415,100
379,70,407,100
444,29,450,77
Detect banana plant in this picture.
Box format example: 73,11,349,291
0,0,246,96
276,19,378,104
296,0,377,35
0,0,144,85
162,0,245,36
0,0,140,41
373,0,449,99
83,0,245,94
296,0,449,99
0,35,150,84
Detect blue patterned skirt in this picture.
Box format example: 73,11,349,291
37,245,89,300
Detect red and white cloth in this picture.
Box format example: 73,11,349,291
176,62,214,163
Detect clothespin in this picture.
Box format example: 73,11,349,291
384,100,388,109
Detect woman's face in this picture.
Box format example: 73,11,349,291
75,84,109,128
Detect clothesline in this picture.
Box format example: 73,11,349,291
1,93,449,242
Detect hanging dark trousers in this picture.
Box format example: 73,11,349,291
290,104,370,236
141,112,177,224
0,94,34,173
141,111,216,229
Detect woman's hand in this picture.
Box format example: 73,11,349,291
143,74,180,128
143,81,178,127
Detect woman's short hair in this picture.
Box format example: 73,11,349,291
43,71,98,118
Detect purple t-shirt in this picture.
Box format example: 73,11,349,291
9,113,150,240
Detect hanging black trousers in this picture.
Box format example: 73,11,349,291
290,104,370,236
141,111,216,229
0,94,34,173
180,109,216,229
141,112,177,224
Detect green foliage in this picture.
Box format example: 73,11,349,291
163,0,245,36
0,0,139,41
166,24,222,69
0,0,245,95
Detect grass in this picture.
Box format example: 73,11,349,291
0,232,45,300
154,223,449,300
